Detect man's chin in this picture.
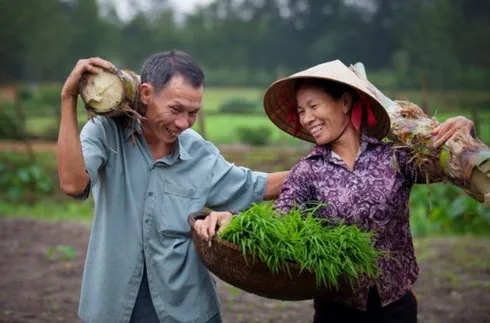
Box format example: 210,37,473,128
160,133,177,144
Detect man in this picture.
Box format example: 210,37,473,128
57,50,288,323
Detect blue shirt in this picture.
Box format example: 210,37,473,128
76,117,267,323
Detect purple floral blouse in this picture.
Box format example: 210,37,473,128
274,133,441,310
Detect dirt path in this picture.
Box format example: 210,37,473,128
0,217,489,323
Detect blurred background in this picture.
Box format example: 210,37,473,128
0,0,489,322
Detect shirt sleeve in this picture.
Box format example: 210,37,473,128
73,118,109,200
274,160,316,214
394,146,444,185
206,153,267,211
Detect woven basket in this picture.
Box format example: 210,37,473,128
188,211,336,301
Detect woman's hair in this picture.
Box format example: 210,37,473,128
293,78,359,106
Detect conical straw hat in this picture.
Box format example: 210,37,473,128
263,60,390,142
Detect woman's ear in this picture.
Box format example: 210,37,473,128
342,93,353,114
139,83,153,105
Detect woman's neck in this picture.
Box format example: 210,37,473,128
330,124,361,170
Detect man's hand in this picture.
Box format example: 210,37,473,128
431,116,475,148
61,57,115,99
194,211,233,245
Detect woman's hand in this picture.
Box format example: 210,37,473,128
194,211,233,245
431,116,475,148
61,57,115,99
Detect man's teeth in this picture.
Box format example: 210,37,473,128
310,126,323,135
167,128,177,136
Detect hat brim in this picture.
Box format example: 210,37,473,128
263,61,391,143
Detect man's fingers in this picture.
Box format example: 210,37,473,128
218,215,231,233
89,57,115,70
85,64,101,75
208,215,218,238
194,220,209,241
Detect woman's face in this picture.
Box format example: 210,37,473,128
296,86,351,145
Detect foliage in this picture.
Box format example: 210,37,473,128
219,97,261,115
218,202,382,289
0,102,25,140
46,245,77,261
410,184,490,237
236,125,272,146
1,0,489,90
0,199,94,222
0,151,55,202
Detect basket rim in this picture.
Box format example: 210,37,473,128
187,211,312,273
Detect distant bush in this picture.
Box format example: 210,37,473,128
410,184,490,237
201,66,276,87
236,125,272,146
219,97,261,114
0,102,25,140
38,84,62,110
0,151,55,202
20,83,62,118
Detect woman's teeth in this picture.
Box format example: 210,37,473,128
310,126,323,135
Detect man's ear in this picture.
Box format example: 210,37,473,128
139,83,153,105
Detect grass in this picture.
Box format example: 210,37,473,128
0,199,93,222
192,114,305,145
15,85,490,145
202,87,262,113
219,202,381,288
24,109,490,146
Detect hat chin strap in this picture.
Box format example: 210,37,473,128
326,114,352,145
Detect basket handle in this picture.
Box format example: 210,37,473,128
188,211,210,227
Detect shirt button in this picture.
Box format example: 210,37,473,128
148,192,153,196
145,219,150,224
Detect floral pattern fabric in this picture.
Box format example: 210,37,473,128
274,133,441,310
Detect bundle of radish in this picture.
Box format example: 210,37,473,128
217,203,382,290
350,63,490,206
79,67,140,117
78,66,144,144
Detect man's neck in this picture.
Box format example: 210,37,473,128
142,125,172,160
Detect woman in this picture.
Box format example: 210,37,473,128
195,60,475,322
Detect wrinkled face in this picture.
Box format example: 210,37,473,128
141,75,202,145
296,86,350,145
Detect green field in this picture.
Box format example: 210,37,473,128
7,86,490,145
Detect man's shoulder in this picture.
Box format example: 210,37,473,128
81,116,118,134
179,129,219,155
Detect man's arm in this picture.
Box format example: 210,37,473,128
57,95,90,196
264,171,289,200
57,57,115,197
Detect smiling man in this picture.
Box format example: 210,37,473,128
57,50,288,323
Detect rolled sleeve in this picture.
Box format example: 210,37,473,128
74,118,108,200
274,160,315,214
206,154,267,211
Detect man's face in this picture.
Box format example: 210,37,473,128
142,75,203,145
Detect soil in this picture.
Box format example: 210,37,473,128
0,217,489,323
